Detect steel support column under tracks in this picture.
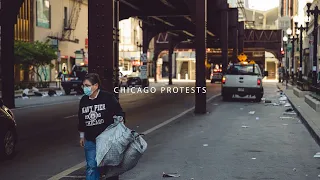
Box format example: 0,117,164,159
230,8,238,63
0,20,15,108
114,0,120,100
238,21,244,53
221,6,229,73
142,23,151,88
168,44,174,85
88,0,118,93
195,0,207,114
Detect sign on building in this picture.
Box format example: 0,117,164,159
140,53,147,62
139,65,147,79
57,50,61,62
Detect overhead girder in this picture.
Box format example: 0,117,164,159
120,0,224,41
0,0,24,25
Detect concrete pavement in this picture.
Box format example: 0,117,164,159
0,82,220,180
50,83,320,180
119,83,320,180
277,83,320,146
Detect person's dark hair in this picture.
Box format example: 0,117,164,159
84,73,101,88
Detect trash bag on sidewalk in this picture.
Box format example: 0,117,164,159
102,131,147,178
96,116,134,167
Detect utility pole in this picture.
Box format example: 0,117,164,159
306,3,319,86
295,24,309,81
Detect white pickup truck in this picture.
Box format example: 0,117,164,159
221,63,268,102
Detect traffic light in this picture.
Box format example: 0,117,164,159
281,48,285,58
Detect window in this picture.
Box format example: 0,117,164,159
226,64,261,75
133,29,137,44
36,0,51,28
64,7,68,28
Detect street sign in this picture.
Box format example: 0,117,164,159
57,51,61,62
237,53,247,62
140,53,147,62
139,65,147,79
139,65,147,71
140,71,147,79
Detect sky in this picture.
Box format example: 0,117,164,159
249,0,279,11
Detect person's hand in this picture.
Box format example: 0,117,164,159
80,138,85,147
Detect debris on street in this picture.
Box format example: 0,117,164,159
163,172,181,178
285,108,294,112
279,101,286,104
280,116,294,119
313,152,320,158
284,103,291,107
279,96,287,101
283,112,297,115
265,100,272,103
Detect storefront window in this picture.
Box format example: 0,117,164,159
36,0,51,28
39,65,51,81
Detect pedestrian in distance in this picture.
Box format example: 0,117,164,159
78,73,124,180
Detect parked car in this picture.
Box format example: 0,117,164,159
0,99,17,159
61,65,87,95
221,62,268,102
120,72,149,88
211,68,223,83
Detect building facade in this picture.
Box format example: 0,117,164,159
33,0,88,81
119,18,143,76
304,0,320,77
13,0,34,83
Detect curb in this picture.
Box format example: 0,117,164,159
276,84,320,147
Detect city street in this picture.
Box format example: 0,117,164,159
0,82,220,180
63,83,319,179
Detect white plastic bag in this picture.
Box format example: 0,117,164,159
96,117,133,167
102,132,148,178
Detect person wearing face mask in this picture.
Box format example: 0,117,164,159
78,73,124,180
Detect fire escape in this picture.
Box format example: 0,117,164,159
48,0,83,43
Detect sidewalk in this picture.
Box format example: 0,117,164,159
277,83,320,145
55,83,320,179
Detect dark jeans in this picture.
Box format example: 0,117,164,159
84,140,119,180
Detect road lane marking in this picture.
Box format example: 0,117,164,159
12,100,80,111
47,93,221,180
47,161,86,180
63,176,86,178
64,115,78,119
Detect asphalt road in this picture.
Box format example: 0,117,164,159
117,83,320,180
0,82,220,180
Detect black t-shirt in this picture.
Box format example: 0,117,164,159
78,90,124,142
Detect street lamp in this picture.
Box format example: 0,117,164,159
306,2,319,86
283,36,289,86
283,36,288,69
295,16,309,81
287,28,298,81
286,28,292,35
